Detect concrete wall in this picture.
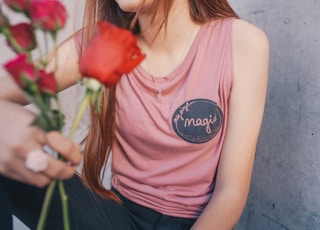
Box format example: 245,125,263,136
229,0,320,229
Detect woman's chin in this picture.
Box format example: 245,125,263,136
114,0,142,12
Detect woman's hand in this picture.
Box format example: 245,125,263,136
0,100,82,187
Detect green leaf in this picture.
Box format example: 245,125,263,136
52,109,65,131
31,109,64,132
31,114,54,132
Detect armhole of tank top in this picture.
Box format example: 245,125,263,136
228,18,235,90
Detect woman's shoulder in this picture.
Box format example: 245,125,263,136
231,18,270,86
231,18,269,54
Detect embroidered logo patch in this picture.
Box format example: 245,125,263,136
172,99,223,144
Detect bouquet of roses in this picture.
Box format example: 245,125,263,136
0,0,144,229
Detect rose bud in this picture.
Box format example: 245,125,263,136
4,0,31,14
79,21,145,87
38,70,58,94
30,0,67,33
7,23,36,52
4,54,36,88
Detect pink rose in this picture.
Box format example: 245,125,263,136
7,23,36,52
4,54,36,88
4,0,31,13
30,0,67,32
79,21,145,87
38,70,58,94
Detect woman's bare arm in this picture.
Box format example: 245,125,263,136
191,19,269,230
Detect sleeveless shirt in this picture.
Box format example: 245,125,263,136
112,18,234,218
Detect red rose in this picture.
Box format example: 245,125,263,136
30,0,67,32
4,0,30,13
79,21,145,87
4,54,36,87
38,70,58,94
7,23,36,52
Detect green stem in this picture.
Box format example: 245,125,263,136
36,88,92,230
52,35,58,72
58,180,70,230
68,92,91,139
53,91,91,230
56,97,64,130
37,180,57,230
42,32,49,68
36,33,45,67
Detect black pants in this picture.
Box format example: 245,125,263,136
0,175,196,230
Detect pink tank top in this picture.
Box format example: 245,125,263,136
112,18,234,218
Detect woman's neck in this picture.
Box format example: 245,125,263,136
138,0,196,52
137,0,201,77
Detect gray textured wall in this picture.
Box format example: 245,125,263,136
229,0,320,230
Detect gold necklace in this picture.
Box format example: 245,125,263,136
143,25,197,103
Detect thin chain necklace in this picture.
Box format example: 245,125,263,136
142,25,197,103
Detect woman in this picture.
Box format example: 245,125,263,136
0,0,269,229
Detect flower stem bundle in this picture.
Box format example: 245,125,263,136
1,1,144,229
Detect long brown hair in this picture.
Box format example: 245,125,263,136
81,0,238,201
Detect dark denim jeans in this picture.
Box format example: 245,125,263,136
0,175,196,230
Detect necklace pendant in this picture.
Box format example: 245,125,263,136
156,89,162,103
